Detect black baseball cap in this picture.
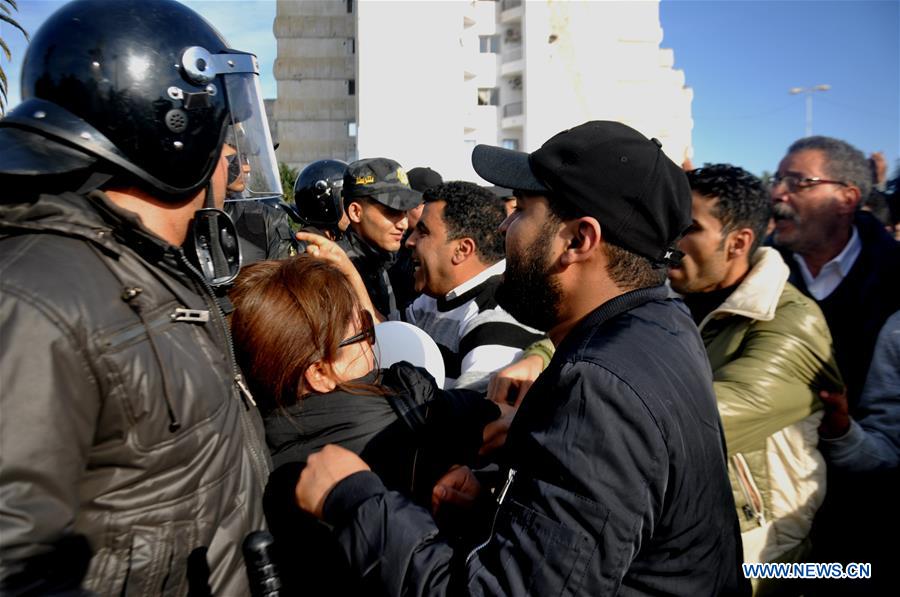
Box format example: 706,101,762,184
471,121,691,264
344,157,422,211
407,167,443,194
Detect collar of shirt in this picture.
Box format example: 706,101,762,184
445,259,506,301
793,225,861,300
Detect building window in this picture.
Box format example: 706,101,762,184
348,79,356,95
346,37,356,55
347,0,353,14
477,87,499,106
479,35,500,53
501,139,520,151
348,121,358,137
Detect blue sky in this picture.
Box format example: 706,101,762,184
2,0,898,177
660,0,899,176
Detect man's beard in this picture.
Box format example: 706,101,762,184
496,224,562,332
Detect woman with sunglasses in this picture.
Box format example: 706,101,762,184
229,255,502,595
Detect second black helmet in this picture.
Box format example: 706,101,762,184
292,159,348,230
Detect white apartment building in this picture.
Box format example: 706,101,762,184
274,0,693,181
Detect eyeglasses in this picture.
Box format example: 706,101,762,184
338,309,376,348
771,174,848,193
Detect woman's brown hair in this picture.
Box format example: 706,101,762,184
230,255,381,412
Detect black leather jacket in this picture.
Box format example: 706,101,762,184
339,228,399,320
0,191,270,595
225,199,297,265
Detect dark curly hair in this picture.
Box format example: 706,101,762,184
687,164,771,255
424,181,507,262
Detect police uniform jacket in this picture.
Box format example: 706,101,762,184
0,191,270,595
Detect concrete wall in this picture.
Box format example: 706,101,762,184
274,0,357,170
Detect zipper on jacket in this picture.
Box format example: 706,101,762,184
235,373,257,407
731,453,766,526
177,253,243,395
465,468,517,566
171,307,210,323
178,251,270,485
106,307,210,349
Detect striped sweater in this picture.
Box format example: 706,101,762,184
405,260,544,390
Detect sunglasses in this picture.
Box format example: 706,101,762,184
338,309,376,348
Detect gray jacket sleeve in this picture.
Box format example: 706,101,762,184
0,288,98,587
819,312,900,471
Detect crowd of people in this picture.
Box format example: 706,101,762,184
1,1,898,596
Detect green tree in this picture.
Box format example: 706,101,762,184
1,0,29,116
279,162,298,204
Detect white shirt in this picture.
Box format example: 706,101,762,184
405,259,542,390
445,259,506,300
793,226,861,300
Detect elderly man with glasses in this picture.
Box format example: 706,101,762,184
771,136,900,409
771,136,900,596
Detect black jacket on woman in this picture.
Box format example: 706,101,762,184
261,362,499,596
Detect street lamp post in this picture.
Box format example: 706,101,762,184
789,84,831,137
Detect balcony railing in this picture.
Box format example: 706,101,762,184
503,102,523,118
503,46,523,62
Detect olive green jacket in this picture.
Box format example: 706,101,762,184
698,248,842,565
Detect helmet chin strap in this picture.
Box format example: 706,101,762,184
204,180,217,209
203,182,231,278
184,180,242,288
75,171,115,194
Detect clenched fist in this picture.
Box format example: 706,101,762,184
295,444,370,519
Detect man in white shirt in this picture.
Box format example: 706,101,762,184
771,135,900,596
405,181,544,390
770,135,900,407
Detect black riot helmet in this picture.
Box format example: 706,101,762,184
0,0,282,202
292,159,348,230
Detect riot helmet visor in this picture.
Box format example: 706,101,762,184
222,74,282,203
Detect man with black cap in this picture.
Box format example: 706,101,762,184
295,121,747,596
405,166,444,230
340,157,422,320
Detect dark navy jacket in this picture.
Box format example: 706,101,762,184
777,211,900,411
322,286,748,596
